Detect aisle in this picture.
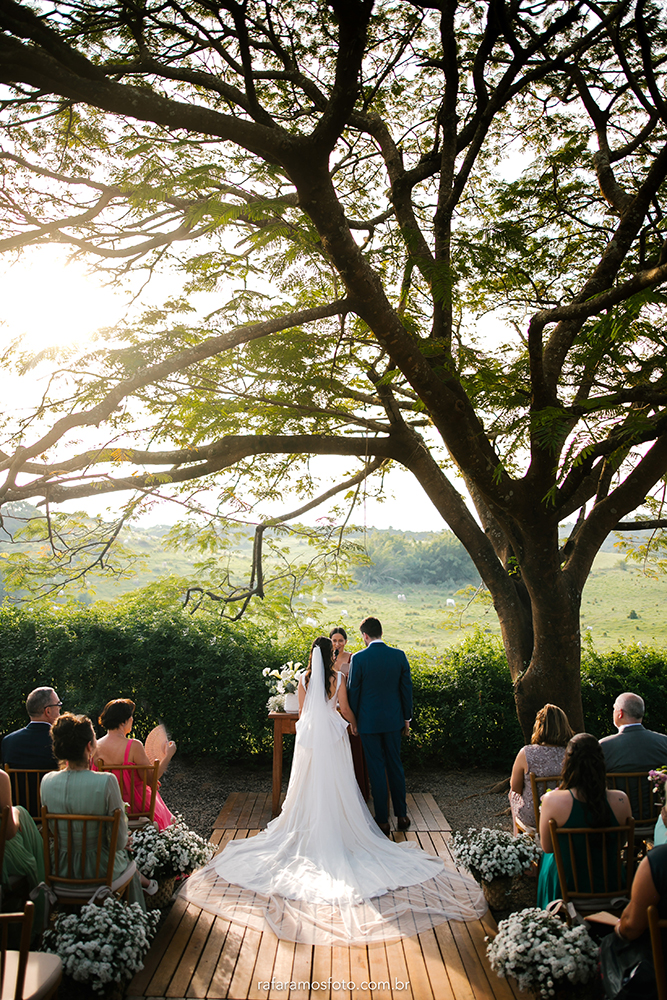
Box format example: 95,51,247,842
127,792,524,1000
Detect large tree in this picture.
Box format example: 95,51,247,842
1,0,667,735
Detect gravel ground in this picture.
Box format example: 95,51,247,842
160,755,513,838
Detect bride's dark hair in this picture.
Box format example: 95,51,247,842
305,636,336,696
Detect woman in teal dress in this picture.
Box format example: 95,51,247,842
0,768,45,927
40,713,151,909
537,733,632,908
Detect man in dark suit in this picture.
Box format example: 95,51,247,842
347,616,412,836
1,686,61,771
599,691,667,816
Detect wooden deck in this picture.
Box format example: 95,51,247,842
128,792,523,1000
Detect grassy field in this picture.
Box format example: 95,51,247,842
292,552,667,654
14,522,667,655
105,549,667,654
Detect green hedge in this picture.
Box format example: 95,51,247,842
0,601,299,761
580,642,667,739
2,602,667,769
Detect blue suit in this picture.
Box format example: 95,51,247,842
1,722,57,770
347,641,412,824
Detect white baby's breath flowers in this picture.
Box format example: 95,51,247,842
130,813,215,879
263,660,304,711
486,907,598,997
42,897,160,993
450,828,542,882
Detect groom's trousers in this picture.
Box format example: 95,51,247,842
360,729,407,825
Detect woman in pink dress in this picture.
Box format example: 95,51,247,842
509,703,574,833
330,626,370,800
92,698,176,830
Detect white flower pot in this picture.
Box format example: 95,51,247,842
284,692,299,713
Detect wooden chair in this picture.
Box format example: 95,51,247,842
0,901,62,999
515,773,562,837
549,816,636,915
648,904,667,1000
40,806,136,907
606,771,660,843
95,758,159,829
3,769,55,824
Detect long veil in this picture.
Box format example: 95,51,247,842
179,646,486,944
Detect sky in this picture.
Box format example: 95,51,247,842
0,247,451,533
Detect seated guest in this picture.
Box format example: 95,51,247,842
93,699,176,831
509,704,574,833
537,733,632,908
1,686,61,770
606,843,667,997
0,768,46,929
599,692,667,818
41,713,155,908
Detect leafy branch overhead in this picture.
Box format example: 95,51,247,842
2,0,667,732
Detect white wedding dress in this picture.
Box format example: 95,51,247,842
179,649,486,944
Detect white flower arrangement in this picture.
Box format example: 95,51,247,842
450,827,542,882
130,814,215,878
263,660,303,711
42,897,160,993
486,907,598,997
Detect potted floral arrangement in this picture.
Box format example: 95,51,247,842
263,660,303,713
42,896,160,997
130,814,216,908
649,766,667,840
450,827,542,910
486,906,598,998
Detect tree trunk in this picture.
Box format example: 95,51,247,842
508,557,585,741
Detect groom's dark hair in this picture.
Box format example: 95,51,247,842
360,616,382,639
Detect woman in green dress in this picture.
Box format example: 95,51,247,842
537,732,632,908
0,768,45,926
40,713,149,909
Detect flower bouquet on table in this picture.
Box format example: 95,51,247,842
263,660,303,712
130,813,216,908
42,896,160,996
450,827,543,910
486,907,598,998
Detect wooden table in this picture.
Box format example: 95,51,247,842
268,710,299,816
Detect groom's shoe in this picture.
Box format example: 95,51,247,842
397,816,411,830
377,820,391,836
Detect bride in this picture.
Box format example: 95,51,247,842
179,636,486,944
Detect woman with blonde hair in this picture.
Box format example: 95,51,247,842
509,703,574,833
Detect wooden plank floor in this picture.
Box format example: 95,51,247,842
128,792,525,1000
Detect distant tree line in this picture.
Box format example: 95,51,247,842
352,531,479,589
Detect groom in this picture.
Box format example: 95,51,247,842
347,616,412,836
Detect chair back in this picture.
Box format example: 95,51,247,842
0,899,33,1000
3,767,55,822
648,904,667,1000
95,758,159,826
549,816,636,912
0,901,62,1000
529,773,562,828
41,806,122,901
606,771,660,832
